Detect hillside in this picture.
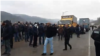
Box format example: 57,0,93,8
1,11,25,23
1,11,59,23
14,14,49,23
14,14,60,23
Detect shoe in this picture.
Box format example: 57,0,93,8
2,52,7,55
42,53,46,55
63,49,67,51
50,53,53,55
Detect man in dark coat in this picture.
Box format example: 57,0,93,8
63,24,72,50
33,24,38,47
91,26,100,56
10,23,14,49
2,20,13,56
75,25,81,38
38,23,45,45
29,25,34,46
25,24,29,42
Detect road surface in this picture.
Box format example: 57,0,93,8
1,31,95,56
90,30,95,56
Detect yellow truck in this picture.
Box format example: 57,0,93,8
58,15,77,27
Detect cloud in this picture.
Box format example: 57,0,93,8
1,0,100,20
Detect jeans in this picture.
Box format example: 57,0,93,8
4,39,11,54
14,33,20,42
29,35,33,45
43,37,53,53
39,34,44,45
58,33,63,40
25,32,29,42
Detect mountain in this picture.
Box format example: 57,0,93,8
1,11,25,23
1,11,59,24
14,14,59,23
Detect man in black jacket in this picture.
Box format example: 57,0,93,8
29,25,34,46
25,24,29,42
38,23,45,45
2,20,13,56
75,25,81,38
42,23,54,55
33,24,38,47
10,23,15,49
63,24,72,50
91,26,100,56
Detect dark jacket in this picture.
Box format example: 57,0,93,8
25,25,29,33
75,26,80,34
3,20,14,40
91,29,100,43
33,26,38,35
38,25,45,35
58,27,64,34
14,24,19,33
29,27,34,36
64,27,71,39
3,26,13,40
45,26,54,38
70,26,74,34
52,26,57,36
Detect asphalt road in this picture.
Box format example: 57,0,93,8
1,30,95,56
90,29,95,56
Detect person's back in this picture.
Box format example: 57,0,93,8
91,26,100,56
38,25,45,35
2,20,12,56
58,27,63,34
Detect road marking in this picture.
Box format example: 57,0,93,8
88,30,91,56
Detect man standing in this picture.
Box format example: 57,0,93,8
75,25,81,38
10,23,14,49
33,24,38,47
25,24,29,42
38,23,45,45
2,20,13,56
91,26,100,56
29,25,34,46
63,24,72,50
42,23,54,55
58,26,64,40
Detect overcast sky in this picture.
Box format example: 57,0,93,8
1,0,100,20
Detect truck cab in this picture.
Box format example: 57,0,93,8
58,15,77,27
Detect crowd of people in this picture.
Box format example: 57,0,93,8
1,20,87,56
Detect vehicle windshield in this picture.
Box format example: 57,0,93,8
60,20,72,24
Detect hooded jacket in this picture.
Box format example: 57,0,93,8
2,20,14,40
